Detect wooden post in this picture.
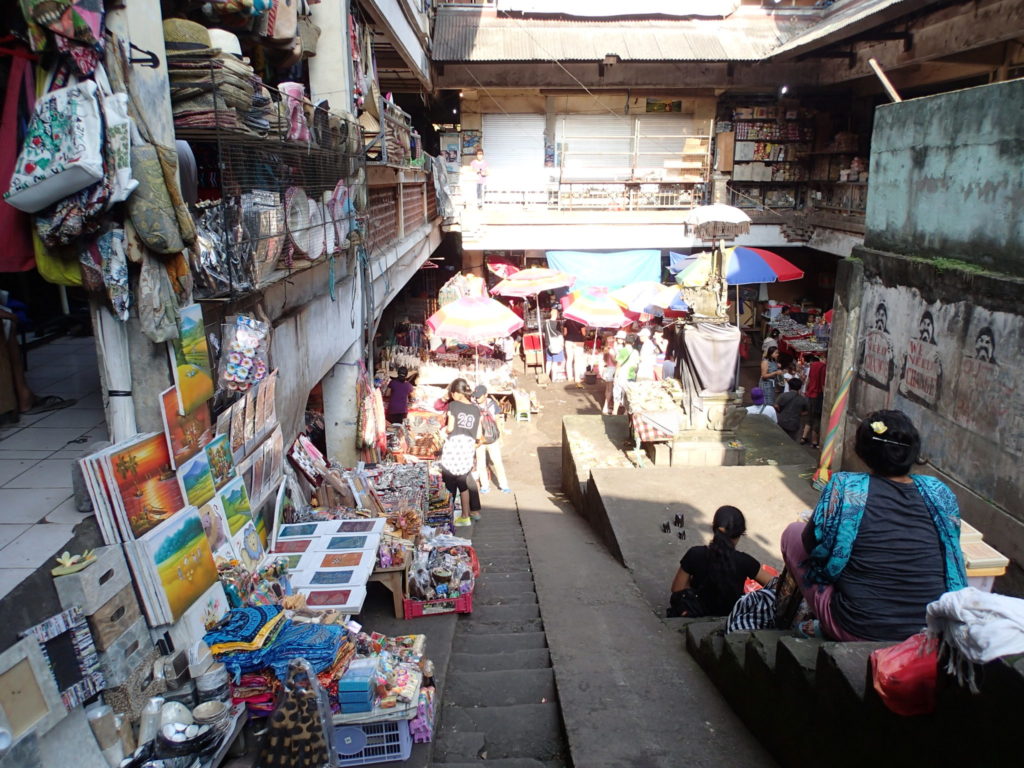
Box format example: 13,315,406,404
868,58,903,103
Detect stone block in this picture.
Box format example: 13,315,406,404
685,618,725,671
87,583,142,652
643,441,672,466
97,617,154,688
776,636,822,691
53,545,131,617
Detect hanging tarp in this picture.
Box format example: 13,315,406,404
545,250,660,293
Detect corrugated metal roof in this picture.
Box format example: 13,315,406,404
768,0,927,59
432,12,818,62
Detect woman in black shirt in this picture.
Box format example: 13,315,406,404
439,379,483,521
668,506,773,617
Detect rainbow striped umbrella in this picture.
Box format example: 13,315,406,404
609,282,679,314
675,247,803,287
426,296,524,344
490,267,575,298
562,287,630,329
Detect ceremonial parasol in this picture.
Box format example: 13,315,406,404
684,204,752,240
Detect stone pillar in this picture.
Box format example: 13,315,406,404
322,343,364,467
309,0,353,115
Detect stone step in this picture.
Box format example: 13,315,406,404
472,591,538,606
449,648,552,672
469,603,541,623
434,703,565,762
434,760,558,768
684,618,726,670
446,667,557,707
472,579,537,597
470,547,529,558
474,572,535,589
456,618,545,635
816,641,889,705
478,560,533,574
474,538,528,549
776,636,824,692
453,632,548,654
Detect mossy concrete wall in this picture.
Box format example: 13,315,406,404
864,78,1024,277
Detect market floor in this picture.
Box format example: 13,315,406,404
0,336,106,599
487,377,775,767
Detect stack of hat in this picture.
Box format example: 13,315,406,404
163,20,257,131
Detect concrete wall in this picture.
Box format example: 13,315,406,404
864,78,1024,277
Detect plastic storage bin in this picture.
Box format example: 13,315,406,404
333,719,412,766
402,591,473,619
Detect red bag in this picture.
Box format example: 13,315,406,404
870,632,939,716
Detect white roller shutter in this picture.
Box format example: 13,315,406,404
635,114,685,173
557,115,632,173
481,114,545,187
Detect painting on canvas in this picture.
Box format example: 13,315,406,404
168,303,214,415
203,434,236,490
198,498,234,560
106,433,185,540
231,520,264,572
177,452,216,508
160,387,212,469
219,476,253,536
142,507,219,622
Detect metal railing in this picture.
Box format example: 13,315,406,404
472,180,706,210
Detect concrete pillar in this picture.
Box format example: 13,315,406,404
322,343,364,467
309,0,353,115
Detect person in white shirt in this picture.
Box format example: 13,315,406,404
745,387,778,424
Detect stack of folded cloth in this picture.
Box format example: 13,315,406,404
163,20,256,132
232,670,280,716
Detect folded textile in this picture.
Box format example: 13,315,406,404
205,605,284,654
927,587,1024,665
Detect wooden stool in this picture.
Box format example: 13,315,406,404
369,564,409,618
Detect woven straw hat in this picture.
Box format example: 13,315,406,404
163,19,212,50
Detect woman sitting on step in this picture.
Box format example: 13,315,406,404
667,506,773,618
779,410,966,641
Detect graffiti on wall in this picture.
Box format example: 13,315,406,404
856,278,1024,460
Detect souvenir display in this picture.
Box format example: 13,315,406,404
218,315,270,395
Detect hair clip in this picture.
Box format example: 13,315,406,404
871,435,909,447
870,420,887,435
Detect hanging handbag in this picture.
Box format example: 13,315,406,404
94,64,137,210
480,410,500,445
4,69,104,213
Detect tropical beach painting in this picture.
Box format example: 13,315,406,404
105,432,185,540
143,507,218,621
168,303,214,415
219,476,253,536
177,452,216,508
160,387,213,469
203,434,236,490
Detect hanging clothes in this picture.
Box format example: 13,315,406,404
0,57,37,273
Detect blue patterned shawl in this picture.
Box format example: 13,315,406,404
804,471,967,591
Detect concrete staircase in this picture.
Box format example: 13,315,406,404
432,504,569,768
682,618,1024,767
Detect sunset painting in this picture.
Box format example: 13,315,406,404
105,432,185,540
160,387,213,469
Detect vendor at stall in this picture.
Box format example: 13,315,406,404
385,366,415,424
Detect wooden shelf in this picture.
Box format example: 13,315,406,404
800,149,860,156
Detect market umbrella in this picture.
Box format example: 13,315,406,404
491,267,575,342
561,287,630,354
426,296,524,375
609,282,678,314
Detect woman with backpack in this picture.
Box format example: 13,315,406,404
472,385,511,494
439,379,483,522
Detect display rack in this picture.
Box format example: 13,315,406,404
725,106,815,210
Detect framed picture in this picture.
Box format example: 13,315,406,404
0,636,66,745
19,609,104,712
461,130,481,154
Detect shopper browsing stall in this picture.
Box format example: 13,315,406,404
759,346,785,405
543,307,566,381
385,366,415,424
439,379,483,522
774,377,808,441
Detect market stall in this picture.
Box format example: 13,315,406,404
623,379,686,462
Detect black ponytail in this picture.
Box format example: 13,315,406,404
705,505,747,604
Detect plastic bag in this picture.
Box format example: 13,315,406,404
218,314,270,395
870,632,939,716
